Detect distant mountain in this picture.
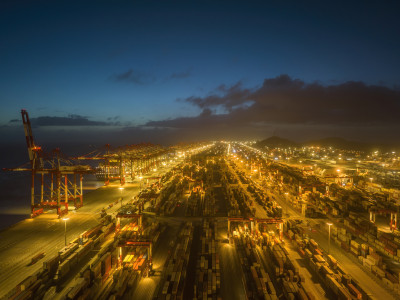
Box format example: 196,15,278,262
305,137,400,152
255,136,299,149
255,136,400,152
305,137,369,151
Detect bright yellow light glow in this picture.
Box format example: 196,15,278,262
142,277,155,285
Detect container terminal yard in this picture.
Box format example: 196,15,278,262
2,1,400,299
2,114,400,299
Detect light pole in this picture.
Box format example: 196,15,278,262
284,192,289,216
139,175,143,191
327,223,332,254
119,187,124,208
336,169,341,186
63,217,69,247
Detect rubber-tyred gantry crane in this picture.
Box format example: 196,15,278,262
227,217,284,239
117,240,153,272
3,110,94,218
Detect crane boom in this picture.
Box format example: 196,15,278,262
21,110,36,163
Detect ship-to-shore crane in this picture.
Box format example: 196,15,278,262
3,110,94,218
75,143,170,186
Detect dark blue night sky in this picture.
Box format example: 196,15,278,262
1,1,400,146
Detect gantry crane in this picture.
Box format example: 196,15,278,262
117,240,153,271
369,207,398,231
3,110,94,218
75,143,170,186
227,217,284,239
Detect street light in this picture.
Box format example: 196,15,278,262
138,176,143,191
119,187,124,208
62,217,69,247
284,192,289,216
327,223,333,254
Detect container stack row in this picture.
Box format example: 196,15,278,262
234,233,279,300
194,220,221,300
156,222,193,300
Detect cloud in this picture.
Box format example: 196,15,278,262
146,108,218,128
4,75,399,146
168,68,192,80
112,69,155,85
28,115,109,127
107,116,121,121
184,81,253,112
142,74,400,143
151,74,400,129
112,68,192,85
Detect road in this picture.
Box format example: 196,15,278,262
219,242,247,300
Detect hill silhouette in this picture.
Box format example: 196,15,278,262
255,136,299,148
256,136,399,152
